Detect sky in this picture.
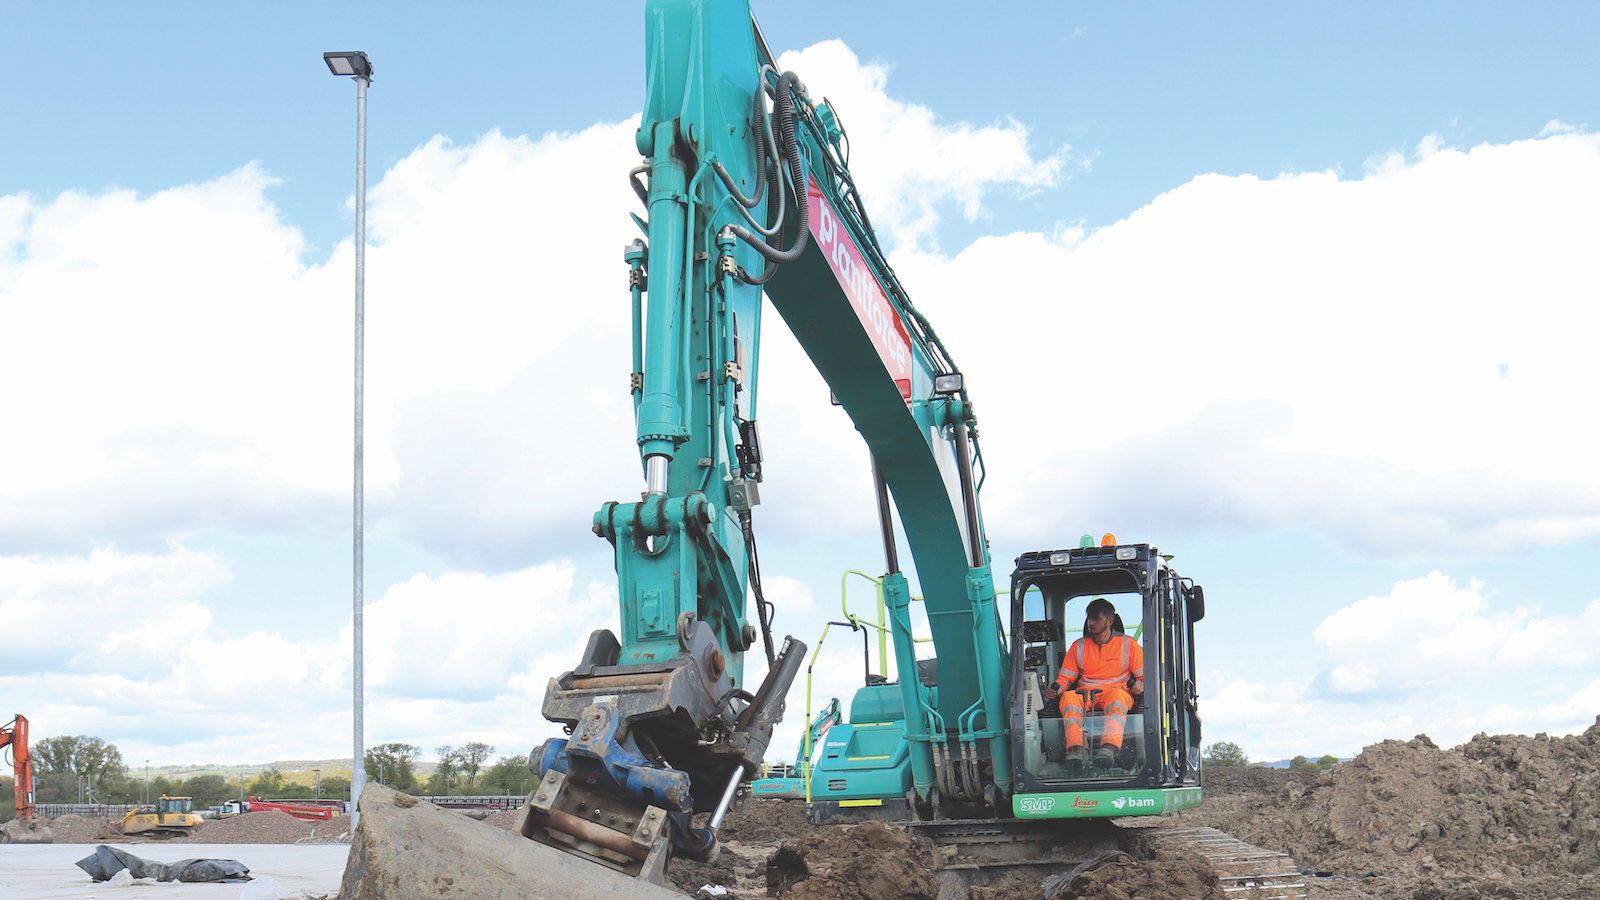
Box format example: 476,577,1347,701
3,1,1600,773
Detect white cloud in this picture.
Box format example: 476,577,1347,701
0,546,601,763
1202,572,1600,758
1314,572,1600,696
893,131,1600,555
7,38,1600,766
1539,119,1580,137
775,41,1064,251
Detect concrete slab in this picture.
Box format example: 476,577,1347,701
0,842,350,899
337,784,687,900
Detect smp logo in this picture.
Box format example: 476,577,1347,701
1018,797,1055,814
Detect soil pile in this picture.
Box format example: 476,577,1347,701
42,814,115,843
718,797,809,844
765,821,938,900
482,808,520,831
1186,717,1600,899
176,810,322,843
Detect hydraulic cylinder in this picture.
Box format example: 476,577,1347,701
638,121,688,470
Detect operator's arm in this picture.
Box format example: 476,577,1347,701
1129,639,1145,695
1043,640,1083,700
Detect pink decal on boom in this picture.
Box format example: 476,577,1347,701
806,174,914,402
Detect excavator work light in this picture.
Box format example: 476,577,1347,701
934,373,963,394
1115,547,1137,561
1049,551,1071,566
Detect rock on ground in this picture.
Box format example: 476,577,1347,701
336,782,686,900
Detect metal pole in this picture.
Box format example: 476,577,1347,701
350,70,368,832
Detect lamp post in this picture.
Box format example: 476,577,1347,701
144,760,149,805
324,48,373,833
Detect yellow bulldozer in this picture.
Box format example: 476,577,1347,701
115,795,203,838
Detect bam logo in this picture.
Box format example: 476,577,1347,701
1112,796,1157,810
1017,797,1055,814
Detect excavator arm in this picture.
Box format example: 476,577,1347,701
1,714,52,843
523,0,1010,881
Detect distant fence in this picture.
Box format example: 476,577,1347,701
35,803,140,819
413,794,526,811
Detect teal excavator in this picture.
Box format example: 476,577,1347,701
522,0,1204,885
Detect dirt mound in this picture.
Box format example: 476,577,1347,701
671,853,742,896
175,809,323,843
481,808,520,831
42,814,115,843
718,798,810,844
766,821,938,900
1185,718,1600,899
1197,765,1318,796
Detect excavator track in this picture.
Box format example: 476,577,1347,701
896,818,1307,900
1143,824,1308,900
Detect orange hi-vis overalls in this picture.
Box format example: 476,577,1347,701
1055,633,1144,751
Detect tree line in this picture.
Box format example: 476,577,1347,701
1202,740,1340,771
1,733,358,818
364,741,533,796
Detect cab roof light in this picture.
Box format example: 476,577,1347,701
1079,534,1095,549
1049,551,1070,566
1100,533,1117,547
1115,546,1137,561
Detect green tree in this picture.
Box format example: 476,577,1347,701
1316,754,1340,771
1288,754,1319,773
171,775,232,806
321,774,351,801
457,742,494,789
32,735,77,775
365,743,421,791
428,745,461,795
29,735,126,796
478,755,532,795
1202,741,1250,767
1,775,14,823
248,768,287,797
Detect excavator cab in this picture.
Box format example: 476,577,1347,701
1017,591,1148,781
1008,542,1204,815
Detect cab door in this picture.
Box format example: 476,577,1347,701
1157,571,1202,784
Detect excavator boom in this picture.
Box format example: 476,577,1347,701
523,0,1010,882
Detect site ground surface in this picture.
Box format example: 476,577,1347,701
0,843,349,899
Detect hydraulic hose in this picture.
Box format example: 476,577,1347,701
712,78,769,210
729,71,809,269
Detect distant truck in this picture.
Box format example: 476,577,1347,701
244,796,337,821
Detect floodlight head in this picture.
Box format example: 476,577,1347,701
324,51,373,79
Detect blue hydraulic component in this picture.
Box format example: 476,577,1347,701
531,703,694,811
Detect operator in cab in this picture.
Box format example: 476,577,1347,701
1042,597,1144,772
